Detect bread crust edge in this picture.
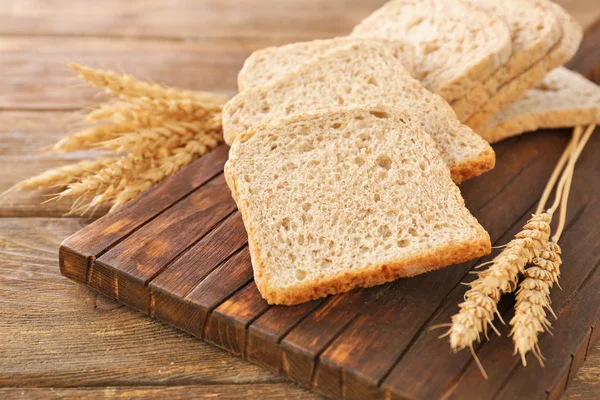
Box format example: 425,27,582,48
255,231,491,306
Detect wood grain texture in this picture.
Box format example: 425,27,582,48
0,0,384,40
0,218,297,388
2,0,599,399
0,0,596,40
0,111,110,217
0,384,319,400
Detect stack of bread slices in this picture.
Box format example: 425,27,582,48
223,0,597,305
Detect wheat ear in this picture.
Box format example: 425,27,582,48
86,98,221,125
510,124,595,366
442,129,587,378
444,212,551,352
68,63,228,104
52,122,139,152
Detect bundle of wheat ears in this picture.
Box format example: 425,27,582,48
441,124,596,378
0,64,228,214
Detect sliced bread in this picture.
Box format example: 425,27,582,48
237,37,415,92
223,41,495,183
484,67,600,143
350,0,512,102
465,0,583,132
225,104,491,305
450,0,561,122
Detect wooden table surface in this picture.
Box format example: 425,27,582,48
1,1,598,398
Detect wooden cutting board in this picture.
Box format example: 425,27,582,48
59,124,599,399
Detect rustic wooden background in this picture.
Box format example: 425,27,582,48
1,1,599,398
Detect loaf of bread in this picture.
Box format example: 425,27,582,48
484,67,600,143
451,0,561,122
350,0,512,102
225,105,491,305
223,41,494,183
237,37,415,91
466,0,583,132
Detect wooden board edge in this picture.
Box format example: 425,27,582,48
59,242,92,284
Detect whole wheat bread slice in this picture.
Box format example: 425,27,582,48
223,41,495,183
450,0,561,122
225,104,491,305
237,37,415,92
484,67,600,143
466,0,583,132
350,0,512,102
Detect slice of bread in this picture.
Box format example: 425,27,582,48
350,0,512,102
450,0,561,122
223,42,495,183
465,1,583,132
237,37,415,92
225,105,491,305
484,67,600,143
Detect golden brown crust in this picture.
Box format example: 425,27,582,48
450,147,496,184
484,108,599,144
255,232,491,306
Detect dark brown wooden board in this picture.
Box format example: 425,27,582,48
59,129,600,400
60,46,600,400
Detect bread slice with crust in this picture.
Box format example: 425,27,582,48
350,0,512,102
223,41,495,183
465,0,583,132
237,37,415,92
484,67,600,143
225,104,491,305
450,0,561,122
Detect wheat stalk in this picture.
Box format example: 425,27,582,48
53,122,138,152
69,63,228,105
5,158,115,194
510,241,562,366
97,120,222,155
510,124,595,366
442,124,596,377
58,155,150,200
443,212,552,377
85,102,171,127
3,64,227,214
86,98,221,124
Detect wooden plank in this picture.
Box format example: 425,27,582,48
60,144,228,259
563,343,600,400
280,284,392,387
54,129,600,400
185,249,259,349
0,218,283,387
150,212,247,333
496,268,599,400
204,281,270,356
95,173,236,311
0,0,384,40
0,384,321,400
62,151,229,292
246,299,325,372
